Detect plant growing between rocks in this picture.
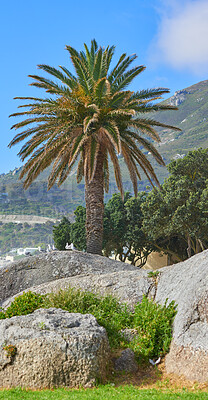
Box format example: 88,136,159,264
0,291,46,319
0,289,177,361
3,344,17,358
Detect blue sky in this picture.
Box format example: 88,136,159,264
1,0,207,173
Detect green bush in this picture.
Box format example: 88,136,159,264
0,291,46,319
45,288,131,347
0,288,177,362
130,296,177,360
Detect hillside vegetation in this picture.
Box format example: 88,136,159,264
0,221,55,254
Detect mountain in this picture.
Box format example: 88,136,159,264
154,79,208,158
0,79,208,221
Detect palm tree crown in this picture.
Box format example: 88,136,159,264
9,39,180,254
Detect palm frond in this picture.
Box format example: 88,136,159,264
106,143,124,199
37,64,75,90
131,88,171,101
59,65,77,86
101,123,121,153
103,150,109,192
77,156,84,183
121,142,138,195
113,65,145,92
93,47,103,81
132,117,181,132
10,116,55,131
104,45,115,72
94,77,109,102
108,53,137,84
28,74,71,95
124,130,165,166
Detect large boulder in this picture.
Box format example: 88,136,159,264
155,250,208,382
1,249,208,383
0,251,138,306
0,308,109,389
1,269,154,310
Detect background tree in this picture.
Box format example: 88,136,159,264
103,193,130,259
124,194,153,266
70,192,153,266
53,217,71,250
142,148,208,260
70,206,86,251
9,40,179,255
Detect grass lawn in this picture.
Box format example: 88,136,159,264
0,386,208,400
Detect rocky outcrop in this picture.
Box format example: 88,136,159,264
0,308,109,389
1,249,208,383
2,269,154,310
155,250,208,382
0,251,138,306
169,89,190,106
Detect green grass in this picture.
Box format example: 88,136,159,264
0,386,207,400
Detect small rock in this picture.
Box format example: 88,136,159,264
113,348,138,373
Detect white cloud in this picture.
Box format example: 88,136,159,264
153,0,208,74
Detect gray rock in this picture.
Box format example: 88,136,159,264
120,328,139,343
0,308,110,388
2,270,153,310
156,250,208,382
1,249,208,383
0,251,139,306
113,348,138,373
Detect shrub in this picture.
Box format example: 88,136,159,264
130,296,177,361
0,291,46,319
0,288,177,362
45,288,131,347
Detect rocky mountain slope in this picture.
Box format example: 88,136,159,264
154,79,208,159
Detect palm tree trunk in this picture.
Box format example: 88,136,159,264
85,151,104,255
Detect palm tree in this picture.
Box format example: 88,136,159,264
9,40,180,255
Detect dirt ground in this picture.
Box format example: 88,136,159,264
109,358,208,392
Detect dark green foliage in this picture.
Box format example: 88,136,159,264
103,193,130,259
142,148,208,260
0,291,46,319
70,206,86,251
103,191,153,265
53,217,71,250
0,288,176,362
69,192,153,266
130,296,177,360
124,194,153,266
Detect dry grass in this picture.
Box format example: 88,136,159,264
110,358,208,393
